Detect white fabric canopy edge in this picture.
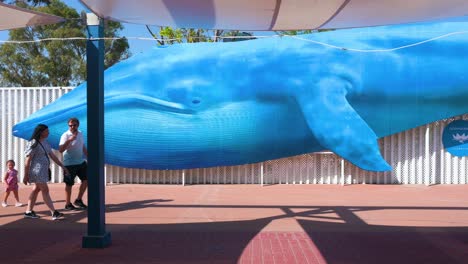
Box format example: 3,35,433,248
79,0,468,30
0,2,65,31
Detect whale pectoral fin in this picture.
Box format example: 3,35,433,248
297,78,391,172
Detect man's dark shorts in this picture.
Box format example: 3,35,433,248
64,161,88,186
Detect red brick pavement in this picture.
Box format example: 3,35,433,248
1,184,468,263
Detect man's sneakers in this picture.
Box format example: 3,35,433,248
1,202,7,207
65,200,87,210
65,203,79,211
74,199,87,209
24,211,40,219
52,210,64,220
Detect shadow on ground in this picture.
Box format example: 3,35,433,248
1,198,468,264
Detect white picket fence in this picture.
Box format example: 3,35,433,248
1,87,467,185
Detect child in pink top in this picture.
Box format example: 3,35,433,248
2,160,22,207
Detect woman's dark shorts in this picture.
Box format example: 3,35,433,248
64,161,88,186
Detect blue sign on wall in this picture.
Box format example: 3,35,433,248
442,120,468,157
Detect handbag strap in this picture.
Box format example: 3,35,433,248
37,141,50,166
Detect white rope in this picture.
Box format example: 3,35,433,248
0,35,274,44
0,37,88,44
0,37,164,44
1,30,468,53
289,30,468,52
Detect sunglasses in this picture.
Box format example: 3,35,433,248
68,124,78,127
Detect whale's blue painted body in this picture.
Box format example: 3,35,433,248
12,21,468,171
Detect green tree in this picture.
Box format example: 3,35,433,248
0,0,129,86
220,30,256,42
275,30,313,36
146,26,255,46
275,29,334,36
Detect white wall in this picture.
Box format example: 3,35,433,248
1,87,467,185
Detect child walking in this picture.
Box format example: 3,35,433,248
2,160,23,207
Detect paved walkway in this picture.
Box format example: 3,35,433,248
1,184,468,263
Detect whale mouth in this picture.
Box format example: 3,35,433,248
146,97,192,113
105,94,195,114
12,94,195,138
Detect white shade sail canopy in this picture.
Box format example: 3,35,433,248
80,0,468,30
0,2,65,31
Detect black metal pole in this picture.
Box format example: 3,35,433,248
82,12,111,248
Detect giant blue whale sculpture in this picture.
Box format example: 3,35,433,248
13,21,468,171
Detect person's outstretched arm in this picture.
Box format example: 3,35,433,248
83,145,88,157
49,152,69,175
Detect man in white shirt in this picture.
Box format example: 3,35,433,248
59,117,88,210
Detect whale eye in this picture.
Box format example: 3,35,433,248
192,98,201,105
